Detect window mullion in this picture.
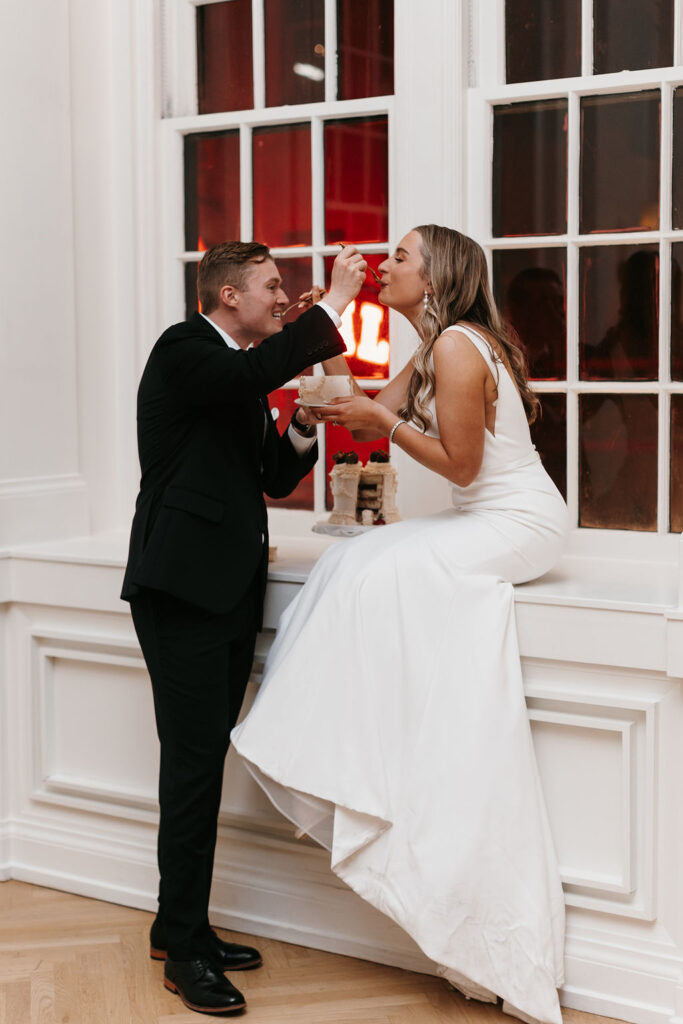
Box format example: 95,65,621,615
661,83,674,238
311,116,325,251
324,0,337,103
661,81,673,531
567,91,580,238
566,85,581,529
581,0,593,77
240,125,253,241
311,112,326,516
659,390,671,533
566,242,580,528
252,0,265,109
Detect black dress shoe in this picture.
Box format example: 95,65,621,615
164,957,246,1015
150,924,262,971
206,929,262,971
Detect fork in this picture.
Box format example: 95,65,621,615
275,290,328,319
275,248,382,319
337,242,383,284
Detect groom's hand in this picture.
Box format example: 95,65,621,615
325,246,367,316
293,406,319,429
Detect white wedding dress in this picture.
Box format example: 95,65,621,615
231,324,569,1024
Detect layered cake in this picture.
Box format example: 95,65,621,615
298,374,354,405
328,451,400,526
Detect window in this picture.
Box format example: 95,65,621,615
162,0,394,514
470,1,683,540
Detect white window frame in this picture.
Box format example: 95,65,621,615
465,0,683,561
156,2,472,528
159,0,395,524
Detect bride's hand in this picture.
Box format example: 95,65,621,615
316,395,387,432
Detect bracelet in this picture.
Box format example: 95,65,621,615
389,419,408,444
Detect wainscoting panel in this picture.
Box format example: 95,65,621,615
1,553,682,1024
30,629,158,810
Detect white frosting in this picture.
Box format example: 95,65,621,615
299,375,354,404
327,456,401,526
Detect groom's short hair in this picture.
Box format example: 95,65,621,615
197,241,271,314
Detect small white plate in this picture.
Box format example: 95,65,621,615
312,522,374,537
294,398,336,409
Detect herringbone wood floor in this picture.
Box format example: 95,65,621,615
0,881,621,1024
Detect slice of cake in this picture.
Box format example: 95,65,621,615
358,452,401,524
328,452,362,525
298,374,354,405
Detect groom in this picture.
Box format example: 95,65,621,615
121,241,365,1015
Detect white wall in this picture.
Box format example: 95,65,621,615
0,0,88,544
68,0,160,535
0,0,160,546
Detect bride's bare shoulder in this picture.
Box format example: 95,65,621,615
431,330,490,386
433,327,490,364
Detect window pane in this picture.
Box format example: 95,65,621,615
197,1,253,114
185,262,199,318
274,257,313,327
325,117,388,244
580,394,658,530
184,132,240,252
579,245,658,380
325,254,389,379
505,0,581,83
672,242,683,379
266,389,314,510
671,395,683,531
594,0,673,75
325,391,386,509
672,89,683,229
492,248,566,380
337,0,394,99
493,100,567,237
264,0,325,107
580,92,660,234
530,394,566,499
253,124,311,247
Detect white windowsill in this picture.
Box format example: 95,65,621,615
1,527,680,615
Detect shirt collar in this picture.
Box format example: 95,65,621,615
200,312,242,351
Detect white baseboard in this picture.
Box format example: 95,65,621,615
0,818,11,880
560,985,672,1024
4,815,682,1024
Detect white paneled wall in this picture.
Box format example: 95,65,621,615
1,2,682,1022
1,543,683,1024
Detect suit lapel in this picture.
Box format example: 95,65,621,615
260,395,278,469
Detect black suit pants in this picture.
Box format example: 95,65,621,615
130,581,258,960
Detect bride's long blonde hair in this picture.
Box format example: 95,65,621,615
398,225,540,431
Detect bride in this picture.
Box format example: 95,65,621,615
231,225,569,1024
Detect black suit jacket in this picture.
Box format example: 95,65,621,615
121,306,345,621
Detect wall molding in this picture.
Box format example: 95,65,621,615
0,474,89,546
525,668,659,921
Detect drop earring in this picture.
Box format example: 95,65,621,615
423,290,430,310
